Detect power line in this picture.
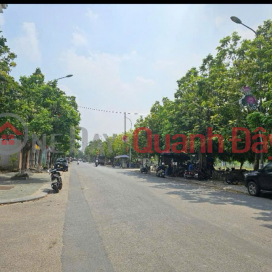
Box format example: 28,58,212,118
78,106,148,116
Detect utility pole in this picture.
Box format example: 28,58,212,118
126,117,133,167
124,111,126,153
123,112,126,168
258,42,264,169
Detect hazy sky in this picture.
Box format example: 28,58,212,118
1,4,272,148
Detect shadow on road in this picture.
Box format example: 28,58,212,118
116,169,272,230
0,172,49,185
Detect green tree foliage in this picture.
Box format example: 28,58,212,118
0,31,81,171
135,20,272,170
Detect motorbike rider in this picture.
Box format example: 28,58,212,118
95,159,98,167
157,163,165,174
141,163,149,173
188,162,193,172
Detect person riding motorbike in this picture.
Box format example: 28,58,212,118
156,163,166,177
188,162,193,172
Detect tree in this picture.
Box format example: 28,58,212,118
134,21,272,170
0,31,81,172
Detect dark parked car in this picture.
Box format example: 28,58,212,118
54,158,68,172
245,163,272,196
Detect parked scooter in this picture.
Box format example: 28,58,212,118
140,164,150,173
197,168,209,180
156,165,166,178
184,167,209,180
48,168,62,193
184,170,195,179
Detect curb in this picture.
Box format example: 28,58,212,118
127,169,248,195
0,183,51,206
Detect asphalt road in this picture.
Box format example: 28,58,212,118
1,163,272,272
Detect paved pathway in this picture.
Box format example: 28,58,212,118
0,171,51,204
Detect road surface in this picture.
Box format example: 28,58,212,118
1,163,272,272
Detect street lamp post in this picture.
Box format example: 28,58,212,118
56,74,73,81
230,16,264,169
126,117,133,167
124,112,126,156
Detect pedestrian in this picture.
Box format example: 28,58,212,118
168,163,172,176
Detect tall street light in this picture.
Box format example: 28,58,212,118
230,16,264,169
56,74,73,81
230,16,257,35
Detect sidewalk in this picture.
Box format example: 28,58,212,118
0,171,51,205
125,169,248,195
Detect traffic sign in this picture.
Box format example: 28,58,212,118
122,135,128,143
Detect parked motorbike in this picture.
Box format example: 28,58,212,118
172,167,185,177
48,168,62,193
197,168,209,180
184,170,195,179
156,165,166,178
140,164,150,173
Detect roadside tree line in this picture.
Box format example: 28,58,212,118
0,31,81,171
84,131,142,163
135,20,272,171
84,20,272,171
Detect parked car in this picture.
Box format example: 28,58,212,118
54,158,69,172
245,163,272,196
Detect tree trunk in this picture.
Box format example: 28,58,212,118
240,161,244,170
47,150,50,169
199,149,206,170
37,150,42,171
21,145,27,173
49,153,52,168
253,153,259,171
51,152,56,168
26,149,29,170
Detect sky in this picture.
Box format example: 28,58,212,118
1,4,272,150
